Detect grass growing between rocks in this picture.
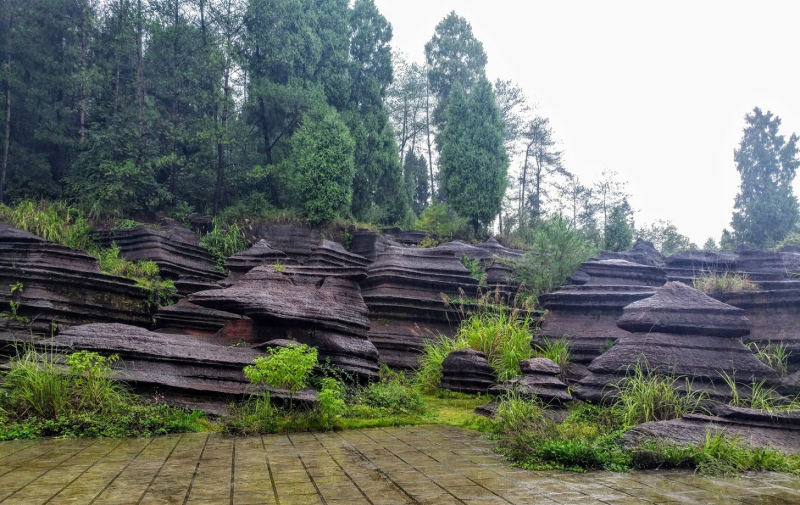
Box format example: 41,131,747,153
0,345,206,440
693,271,759,293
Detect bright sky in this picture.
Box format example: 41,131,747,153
375,0,800,245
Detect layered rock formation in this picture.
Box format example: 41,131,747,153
360,246,480,368
153,299,252,342
349,230,399,262
534,249,667,365
490,358,572,404
225,239,290,283
98,225,225,293
306,240,370,268
250,224,321,263
578,282,776,402
624,405,800,454
190,265,379,379
0,225,151,333
440,349,495,394
475,237,525,259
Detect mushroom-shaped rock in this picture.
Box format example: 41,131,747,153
306,240,370,268
616,281,751,337
440,349,495,394
475,237,525,259
190,266,379,379
490,358,572,404
578,282,776,403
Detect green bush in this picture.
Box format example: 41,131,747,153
516,216,597,300
350,368,427,418
317,378,346,428
0,200,95,251
693,271,759,293
413,202,470,244
244,344,318,410
97,244,177,309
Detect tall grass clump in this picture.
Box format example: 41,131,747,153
0,344,203,439
200,218,248,269
747,341,791,377
533,337,571,380
416,335,469,393
693,271,758,293
611,360,708,427
0,200,95,251
456,310,534,381
720,372,799,412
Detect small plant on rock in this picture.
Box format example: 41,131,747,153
693,271,758,293
747,341,791,377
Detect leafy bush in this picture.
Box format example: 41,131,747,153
350,367,427,418
244,344,318,410
747,341,791,377
317,378,346,428
693,271,759,293
610,361,708,428
200,219,248,269
414,202,470,244
516,216,596,300
456,310,534,381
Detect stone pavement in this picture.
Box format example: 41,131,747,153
0,425,797,505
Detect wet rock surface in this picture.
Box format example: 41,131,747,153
190,265,379,379
440,349,495,395
490,358,572,404
225,239,290,283
0,225,151,333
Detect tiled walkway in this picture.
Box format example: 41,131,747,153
0,426,797,504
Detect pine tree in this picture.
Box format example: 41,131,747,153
730,107,799,247
439,78,507,233
604,205,633,252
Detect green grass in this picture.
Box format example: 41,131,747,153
720,372,800,412
97,244,178,309
0,200,95,251
532,337,571,381
200,218,249,270
0,344,205,439
693,271,759,293
747,341,792,377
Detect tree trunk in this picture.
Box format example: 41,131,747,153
425,76,435,202
170,0,180,206
79,4,87,147
214,55,231,216
136,0,146,139
258,96,273,165
0,10,11,205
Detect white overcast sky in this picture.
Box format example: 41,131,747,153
375,0,800,244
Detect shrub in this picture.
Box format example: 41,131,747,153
610,361,708,428
244,344,318,410
461,254,484,281
747,341,791,377
516,216,597,300
350,367,427,418
0,200,95,251
317,378,346,429
416,335,469,393
693,272,758,293
413,202,470,244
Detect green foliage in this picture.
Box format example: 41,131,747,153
731,107,799,248
200,219,248,269
0,201,95,251
636,220,697,255
460,255,484,281
0,344,203,439
516,216,597,299
244,344,319,409
97,244,177,309
721,372,799,412
416,335,470,393
317,378,346,429
604,205,633,252
693,271,759,293
611,361,708,428
291,108,356,225
747,342,791,377
413,202,469,243
776,231,800,250
349,368,427,419
403,151,429,215
439,79,508,232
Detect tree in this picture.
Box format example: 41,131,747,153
636,220,696,255
604,205,633,252
403,150,428,215
593,170,630,231
493,78,530,157
439,78,507,233
290,106,355,225
730,107,799,247
424,11,487,131
702,237,718,251
519,115,569,228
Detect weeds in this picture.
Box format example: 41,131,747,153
747,341,791,377
97,244,177,309
532,337,571,381
416,335,470,393
0,200,95,251
610,361,708,428
693,271,759,293
720,372,799,412
460,255,484,282
200,218,248,269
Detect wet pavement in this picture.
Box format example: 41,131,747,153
0,425,797,504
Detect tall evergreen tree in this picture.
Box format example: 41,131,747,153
424,11,487,130
403,150,428,215
439,78,507,233
730,107,799,247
